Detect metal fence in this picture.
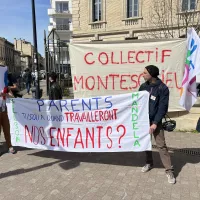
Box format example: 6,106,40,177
44,29,72,96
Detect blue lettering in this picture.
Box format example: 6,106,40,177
105,96,113,109
82,98,92,111
47,115,64,122
71,99,80,112
92,97,102,110
59,100,69,112
49,100,59,111
37,100,44,112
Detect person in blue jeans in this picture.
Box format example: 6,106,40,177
23,68,32,95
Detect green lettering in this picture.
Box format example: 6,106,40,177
132,114,138,121
132,106,138,113
132,92,140,146
16,137,20,142
11,100,20,142
132,101,138,106
134,140,140,147
132,92,139,100
132,122,138,130
133,131,139,139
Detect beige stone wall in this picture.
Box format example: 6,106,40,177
0,38,15,72
0,39,5,64
14,39,45,70
14,39,33,57
73,0,144,36
14,51,21,70
72,0,200,41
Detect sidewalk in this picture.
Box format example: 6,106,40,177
2,81,200,199
22,82,74,100
0,131,200,200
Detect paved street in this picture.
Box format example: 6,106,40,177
2,0,200,198
1,80,199,200
0,131,200,200
22,80,74,99
22,80,48,99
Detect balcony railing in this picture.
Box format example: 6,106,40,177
48,9,71,16
55,25,70,31
55,9,70,14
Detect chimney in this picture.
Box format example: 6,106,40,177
14,38,17,50
21,39,23,53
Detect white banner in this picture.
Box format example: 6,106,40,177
69,40,186,111
180,28,200,110
7,92,151,152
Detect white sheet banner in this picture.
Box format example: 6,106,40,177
7,92,151,152
69,40,186,111
180,28,200,110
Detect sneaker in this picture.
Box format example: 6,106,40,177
166,172,176,184
141,164,153,173
8,147,16,154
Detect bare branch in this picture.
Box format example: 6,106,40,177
143,0,200,38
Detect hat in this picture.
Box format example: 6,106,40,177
145,65,159,78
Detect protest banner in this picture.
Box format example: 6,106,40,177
180,28,200,110
7,91,151,152
69,39,186,111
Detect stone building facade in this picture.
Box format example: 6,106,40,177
72,0,200,42
0,37,15,72
14,38,44,71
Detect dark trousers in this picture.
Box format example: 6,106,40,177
145,122,173,172
0,111,12,148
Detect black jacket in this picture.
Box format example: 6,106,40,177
49,82,62,100
139,78,169,124
23,72,32,83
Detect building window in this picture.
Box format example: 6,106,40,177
127,0,139,18
182,0,196,11
56,18,69,30
56,2,69,13
92,0,102,21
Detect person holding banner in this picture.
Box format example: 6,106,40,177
8,73,22,98
0,88,16,154
139,65,175,184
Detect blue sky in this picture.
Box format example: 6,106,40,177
0,0,50,56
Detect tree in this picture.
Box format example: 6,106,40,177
143,0,200,38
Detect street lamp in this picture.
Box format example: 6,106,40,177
31,0,40,99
